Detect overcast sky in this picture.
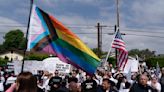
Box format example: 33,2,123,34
0,0,164,54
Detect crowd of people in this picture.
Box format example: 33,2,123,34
0,63,164,92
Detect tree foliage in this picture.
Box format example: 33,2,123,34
108,57,116,67
128,49,140,56
25,53,49,61
128,48,156,60
3,29,26,50
128,48,164,67
145,57,164,67
0,44,6,53
92,48,107,58
0,57,8,66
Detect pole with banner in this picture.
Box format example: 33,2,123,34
105,28,119,67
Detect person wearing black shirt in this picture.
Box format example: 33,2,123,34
97,78,118,92
48,76,68,92
81,75,97,92
129,74,157,92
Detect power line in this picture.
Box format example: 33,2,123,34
0,23,164,33
122,29,164,34
0,31,164,38
125,33,164,38
0,25,26,27
0,24,164,38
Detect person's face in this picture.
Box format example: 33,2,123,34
151,77,157,83
69,82,78,92
72,71,77,77
132,75,136,80
54,71,59,76
108,72,112,77
102,80,110,90
139,75,148,86
86,75,91,80
109,64,113,68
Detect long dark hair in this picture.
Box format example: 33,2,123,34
16,72,37,92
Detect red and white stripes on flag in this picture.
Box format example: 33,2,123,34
112,31,128,71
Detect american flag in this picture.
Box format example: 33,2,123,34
112,30,128,71
155,62,160,78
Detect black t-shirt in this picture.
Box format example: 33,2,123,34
129,83,157,92
49,76,63,92
81,79,97,92
48,76,62,86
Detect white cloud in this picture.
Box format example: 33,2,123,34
131,0,164,25
38,0,59,7
0,16,26,44
54,12,164,54
0,0,11,6
56,15,87,25
0,16,26,31
124,35,164,54
55,14,98,47
0,0,164,54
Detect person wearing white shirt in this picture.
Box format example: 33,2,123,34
119,82,131,92
148,76,161,92
0,74,5,92
0,82,4,92
5,75,16,85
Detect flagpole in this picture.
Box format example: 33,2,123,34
116,0,120,68
105,28,119,65
21,0,34,72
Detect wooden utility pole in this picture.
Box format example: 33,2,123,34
106,0,126,68
97,23,102,58
96,23,107,58
116,0,120,28
115,0,120,67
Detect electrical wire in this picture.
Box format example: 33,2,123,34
0,24,164,38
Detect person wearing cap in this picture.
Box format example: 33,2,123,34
97,78,118,92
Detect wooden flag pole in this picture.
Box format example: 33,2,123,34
21,0,34,72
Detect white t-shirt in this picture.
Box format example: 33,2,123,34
0,76,5,83
5,76,17,85
119,89,129,92
0,82,4,91
148,81,161,92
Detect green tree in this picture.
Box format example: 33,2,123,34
140,49,156,59
18,38,26,50
128,48,156,60
3,29,26,50
107,57,116,67
128,49,140,56
0,44,6,53
0,57,8,66
145,57,164,67
92,48,107,58
25,53,49,61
